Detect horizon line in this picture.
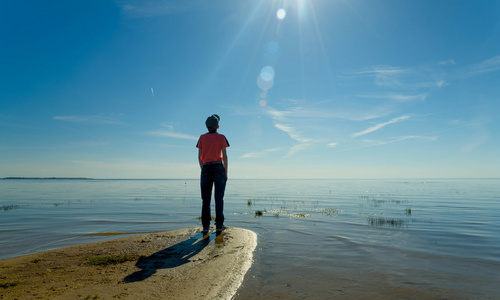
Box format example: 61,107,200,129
2,177,499,181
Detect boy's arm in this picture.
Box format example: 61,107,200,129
198,148,203,169
222,148,228,179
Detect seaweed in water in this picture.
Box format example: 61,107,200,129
2,205,21,211
368,217,406,228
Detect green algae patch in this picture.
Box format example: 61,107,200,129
86,232,151,237
85,255,140,266
0,280,20,288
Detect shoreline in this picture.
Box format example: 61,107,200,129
0,227,257,300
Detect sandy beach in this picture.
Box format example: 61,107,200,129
0,227,257,300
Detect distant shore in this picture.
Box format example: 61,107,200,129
2,177,94,180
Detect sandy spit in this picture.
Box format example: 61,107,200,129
0,227,257,300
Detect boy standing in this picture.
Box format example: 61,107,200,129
196,114,229,233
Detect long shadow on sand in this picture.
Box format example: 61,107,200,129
124,232,214,282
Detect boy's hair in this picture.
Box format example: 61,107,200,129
205,114,220,133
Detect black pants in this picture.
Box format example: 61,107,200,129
200,164,226,228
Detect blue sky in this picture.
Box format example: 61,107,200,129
1,0,499,179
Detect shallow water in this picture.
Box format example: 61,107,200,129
1,179,499,298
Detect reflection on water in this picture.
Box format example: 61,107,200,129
1,179,499,298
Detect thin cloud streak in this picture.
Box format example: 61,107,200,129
466,55,500,76
357,93,428,102
353,66,406,76
240,147,282,159
265,104,394,157
352,115,411,138
345,64,447,90
351,66,407,87
117,0,201,18
265,106,387,122
389,93,427,101
439,59,456,65
287,143,311,157
146,130,198,141
337,135,438,152
364,135,438,146
53,115,125,125
274,123,310,143
273,122,312,156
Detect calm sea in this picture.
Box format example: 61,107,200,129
1,179,499,299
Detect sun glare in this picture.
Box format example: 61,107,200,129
277,8,286,20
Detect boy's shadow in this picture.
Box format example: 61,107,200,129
124,232,215,282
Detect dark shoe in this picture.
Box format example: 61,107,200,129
216,225,226,232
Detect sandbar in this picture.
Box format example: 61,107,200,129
0,227,257,299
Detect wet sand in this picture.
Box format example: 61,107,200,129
0,227,257,300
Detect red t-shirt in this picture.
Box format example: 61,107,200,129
196,132,230,164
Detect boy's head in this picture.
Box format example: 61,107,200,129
205,114,220,133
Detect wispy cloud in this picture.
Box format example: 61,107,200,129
265,105,387,122
461,132,490,153
439,59,456,66
262,60,444,155
389,93,427,101
53,115,125,125
346,64,447,90
69,141,111,147
266,107,288,121
364,135,438,146
358,93,428,102
274,123,310,143
351,66,407,87
263,106,319,156
265,104,396,156
117,0,202,18
240,152,260,159
337,135,438,152
145,124,197,140
240,148,282,159
353,66,406,77
418,80,446,88
457,119,492,152
146,129,198,141
466,55,500,76
352,115,411,138
272,123,313,156
287,143,311,157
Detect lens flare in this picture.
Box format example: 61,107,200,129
259,99,267,107
257,75,274,90
257,65,275,90
277,8,286,20
260,65,275,81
